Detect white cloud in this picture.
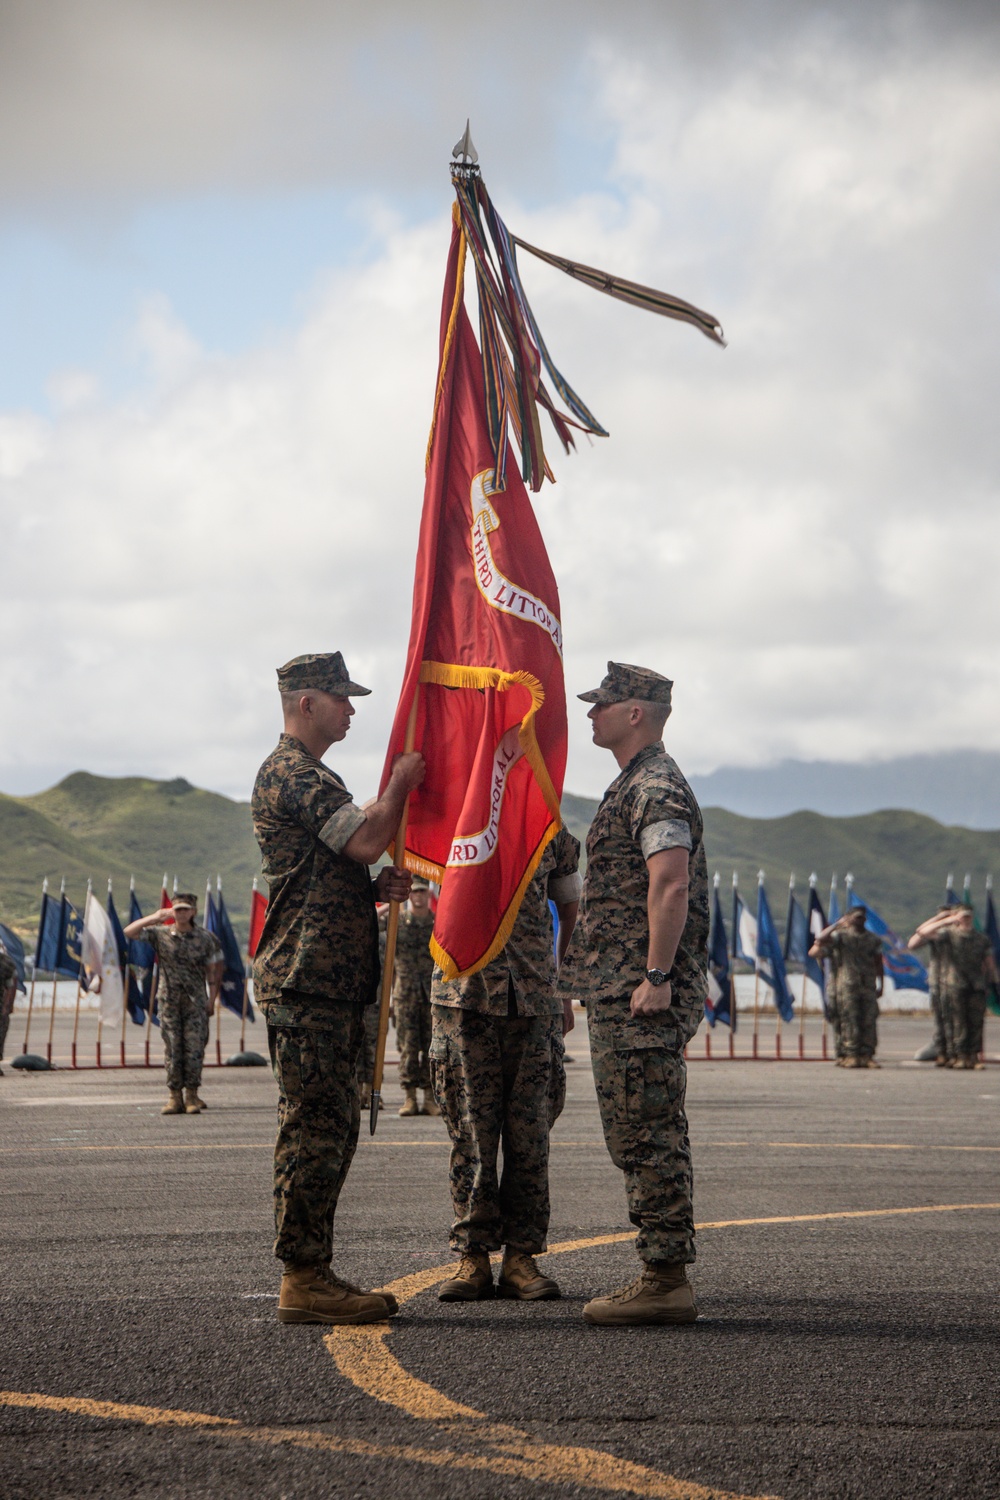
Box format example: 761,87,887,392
2,6,1000,804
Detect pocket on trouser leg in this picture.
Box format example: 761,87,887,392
620,1045,684,1124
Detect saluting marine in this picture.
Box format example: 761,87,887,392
124,894,223,1113
251,652,424,1327
559,662,708,1327
909,905,997,1069
810,906,883,1068
431,824,580,1304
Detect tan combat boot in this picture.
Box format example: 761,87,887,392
438,1250,495,1301
277,1264,396,1325
183,1089,202,1114
583,1263,697,1327
399,1088,420,1117
187,1090,208,1109
319,1265,398,1315
934,1054,948,1067
498,1250,560,1301
422,1090,440,1117
161,1091,185,1115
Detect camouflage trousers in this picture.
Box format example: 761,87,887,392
268,1000,363,1267
946,986,987,1061
159,992,210,1092
395,998,432,1089
826,994,845,1059
930,984,955,1061
837,988,878,1061
588,1005,695,1266
355,1005,377,1086
429,1006,562,1255
0,987,14,1060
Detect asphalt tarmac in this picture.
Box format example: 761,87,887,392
1,1014,998,1500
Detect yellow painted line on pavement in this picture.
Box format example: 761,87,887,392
0,1390,772,1500
5,1137,1000,1156
326,1206,1000,1428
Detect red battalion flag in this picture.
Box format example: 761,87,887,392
380,214,567,979
248,883,268,958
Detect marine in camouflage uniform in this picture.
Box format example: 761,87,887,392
907,909,957,1064
393,881,436,1111
0,947,18,1072
814,911,883,1066
251,651,423,1326
430,825,581,1302
943,915,996,1067
143,901,223,1101
558,662,707,1327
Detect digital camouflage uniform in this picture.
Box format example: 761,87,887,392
559,740,709,1268
821,928,882,1061
0,949,17,1062
923,932,955,1062
145,925,223,1092
943,927,992,1062
430,826,581,1255
393,907,435,1089
252,731,380,1268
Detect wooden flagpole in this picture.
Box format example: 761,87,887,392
752,870,764,1059
46,877,67,1065
117,876,131,1074
239,878,255,1054
211,878,222,1067
370,688,420,1134
22,877,46,1054
73,880,91,1069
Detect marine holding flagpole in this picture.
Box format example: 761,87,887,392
250,652,424,1327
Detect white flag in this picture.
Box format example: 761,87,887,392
81,890,124,1026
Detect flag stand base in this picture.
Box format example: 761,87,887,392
224,1051,268,1067
11,1054,53,1071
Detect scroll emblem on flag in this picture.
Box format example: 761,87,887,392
470,473,563,656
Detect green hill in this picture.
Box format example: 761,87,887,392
0,773,260,943
2,773,998,951
563,794,1000,938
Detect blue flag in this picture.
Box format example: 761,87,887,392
206,890,253,1021
784,890,809,964
756,883,795,1022
108,889,144,1025
127,890,156,1022
805,886,828,1013
707,884,734,1029
34,891,64,973
945,881,960,906
847,887,928,992
0,921,26,993
984,890,1000,1017
39,893,84,979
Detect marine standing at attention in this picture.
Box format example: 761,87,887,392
392,877,438,1118
124,894,223,1114
559,662,708,1327
431,824,581,1304
251,652,424,1326
810,906,883,1068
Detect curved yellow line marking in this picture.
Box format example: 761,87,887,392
0,1390,770,1499
327,1202,1000,1493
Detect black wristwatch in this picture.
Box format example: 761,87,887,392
645,967,675,987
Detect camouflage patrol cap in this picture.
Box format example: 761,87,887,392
410,876,430,891
171,893,197,909
577,661,673,708
276,652,371,697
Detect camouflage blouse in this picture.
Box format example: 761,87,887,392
432,825,581,1017
558,741,708,1034
393,909,436,1003
824,928,882,998
944,928,992,995
251,733,379,1012
145,925,222,1006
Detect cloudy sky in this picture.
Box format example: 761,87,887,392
1,0,998,804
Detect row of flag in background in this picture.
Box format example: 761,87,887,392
0,877,270,1028
705,871,1000,1030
